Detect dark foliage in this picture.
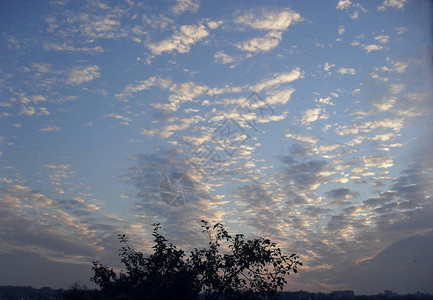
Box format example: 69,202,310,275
87,220,302,299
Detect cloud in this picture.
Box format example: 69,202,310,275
124,148,226,247
206,20,222,29
19,106,36,116
286,133,320,144
337,67,356,75
321,234,433,294
43,42,104,53
280,157,332,191
104,113,132,126
301,108,327,124
214,51,234,64
64,13,127,40
374,35,390,44
373,97,396,111
148,23,209,55
67,65,100,85
253,68,302,92
235,8,302,54
115,76,172,101
326,188,359,201
169,81,208,105
362,155,394,169
335,118,404,136
336,0,352,10
389,83,405,94
324,62,335,72
378,0,407,11
236,31,283,53
39,125,60,132
173,0,200,14
265,87,296,105
235,8,302,31
362,44,383,53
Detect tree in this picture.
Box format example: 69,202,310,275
89,220,302,299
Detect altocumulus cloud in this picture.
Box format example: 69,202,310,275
66,65,101,85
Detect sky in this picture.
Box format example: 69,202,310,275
0,0,432,295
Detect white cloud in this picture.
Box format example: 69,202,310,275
236,8,302,31
67,65,100,85
301,108,327,124
39,125,60,132
43,42,104,53
214,51,234,64
173,0,200,14
235,8,301,54
265,87,296,105
148,23,209,55
206,20,222,29
286,133,320,144
319,144,341,152
389,83,405,94
375,35,390,44
373,97,396,111
253,68,302,92
337,67,356,75
362,155,394,168
393,61,408,73
336,0,352,10
363,44,383,53
105,113,132,125
350,11,359,19
32,63,51,73
19,106,36,116
395,27,407,35
336,118,404,136
338,26,345,36
236,31,283,53
44,164,70,170
324,62,335,72
378,0,407,11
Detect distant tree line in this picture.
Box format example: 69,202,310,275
0,285,432,299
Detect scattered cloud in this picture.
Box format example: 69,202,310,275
375,35,390,44
147,23,209,55
336,0,352,10
337,68,356,75
235,8,302,31
235,8,302,54
236,31,283,53
378,0,407,11
66,65,100,85
214,51,234,64
173,0,200,14
39,125,60,132
301,108,327,124
253,68,302,92
362,44,383,53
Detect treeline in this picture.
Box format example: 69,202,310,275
0,286,432,300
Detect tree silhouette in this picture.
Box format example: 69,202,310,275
89,220,302,300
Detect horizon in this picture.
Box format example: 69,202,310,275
0,0,432,295
1,285,432,296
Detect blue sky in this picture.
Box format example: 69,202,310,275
0,0,432,294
